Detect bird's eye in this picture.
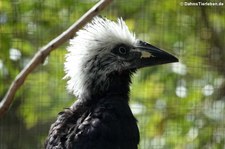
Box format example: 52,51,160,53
118,46,128,55
112,44,130,57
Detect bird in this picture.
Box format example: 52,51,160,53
45,16,178,149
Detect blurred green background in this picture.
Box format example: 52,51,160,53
0,0,224,148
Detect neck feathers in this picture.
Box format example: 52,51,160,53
80,70,134,101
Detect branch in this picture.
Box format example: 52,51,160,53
0,0,113,118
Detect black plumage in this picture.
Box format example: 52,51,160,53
45,17,178,149
45,71,139,149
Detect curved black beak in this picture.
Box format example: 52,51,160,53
133,41,178,68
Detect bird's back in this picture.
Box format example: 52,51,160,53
45,95,139,149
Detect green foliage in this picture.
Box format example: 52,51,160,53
0,0,224,148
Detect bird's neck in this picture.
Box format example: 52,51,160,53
106,70,133,99
82,70,135,102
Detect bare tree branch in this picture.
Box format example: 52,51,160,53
0,0,113,118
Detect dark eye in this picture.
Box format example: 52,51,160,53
118,46,128,55
112,44,130,57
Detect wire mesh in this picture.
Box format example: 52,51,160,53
0,0,224,149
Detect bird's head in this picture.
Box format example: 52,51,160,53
64,17,178,99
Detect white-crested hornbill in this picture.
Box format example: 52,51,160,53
45,17,178,149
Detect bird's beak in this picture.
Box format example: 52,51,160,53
132,41,178,68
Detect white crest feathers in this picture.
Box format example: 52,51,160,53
64,16,137,98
